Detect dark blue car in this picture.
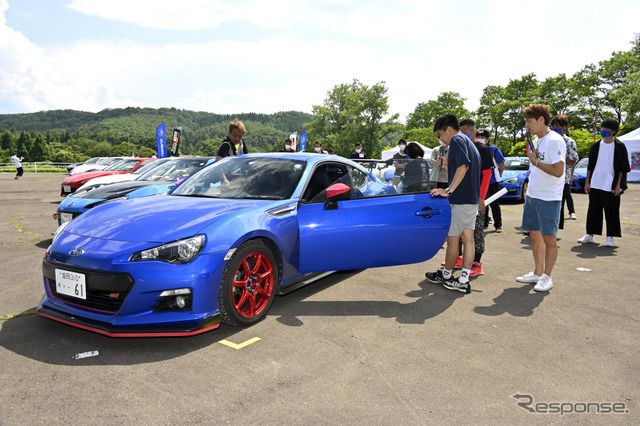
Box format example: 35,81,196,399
571,158,588,192
499,157,531,202
39,153,451,336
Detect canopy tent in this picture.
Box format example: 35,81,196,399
618,127,640,182
381,142,433,161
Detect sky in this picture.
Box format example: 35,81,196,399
0,0,638,123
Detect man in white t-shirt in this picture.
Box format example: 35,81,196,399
578,118,631,247
10,153,24,180
516,104,566,292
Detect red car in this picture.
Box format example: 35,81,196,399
60,158,156,196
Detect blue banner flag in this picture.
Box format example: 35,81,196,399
299,132,308,153
156,124,167,158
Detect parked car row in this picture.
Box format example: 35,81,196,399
55,156,214,225
60,157,155,196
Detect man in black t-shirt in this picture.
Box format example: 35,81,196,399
460,119,494,279
216,119,249,159
350,143,368,165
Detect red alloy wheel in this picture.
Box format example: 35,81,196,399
231,251,274,318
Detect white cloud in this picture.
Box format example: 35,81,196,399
1,0,638,121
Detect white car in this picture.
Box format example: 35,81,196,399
70,157,123,175
77,158,170,191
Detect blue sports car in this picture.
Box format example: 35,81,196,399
39,153,451,337
55,157,214,226
571,158,588,192
500,157,531,202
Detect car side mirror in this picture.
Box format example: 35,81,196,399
324,183,351,210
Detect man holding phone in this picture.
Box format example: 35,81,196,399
516,105,566,292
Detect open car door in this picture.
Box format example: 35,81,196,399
297,161,451,274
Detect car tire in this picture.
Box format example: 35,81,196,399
218,239,279,327
519,180,528,203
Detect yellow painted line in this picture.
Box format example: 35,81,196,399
219,337,261,350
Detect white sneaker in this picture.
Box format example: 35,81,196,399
605,237,615,247
578,234,595,244
570,213,577,220
516,271,541,283
534,274,553,292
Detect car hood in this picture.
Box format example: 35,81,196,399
65,170,120,183
500,170,527,181
71,180,162,200
64,194,276,243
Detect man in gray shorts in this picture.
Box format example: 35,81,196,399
425,114,481,294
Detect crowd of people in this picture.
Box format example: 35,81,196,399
166,112,635,295
6,113,626,299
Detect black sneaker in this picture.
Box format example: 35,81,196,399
442,277,471,294
425,270,445,285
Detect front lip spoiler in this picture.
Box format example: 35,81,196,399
37,305,221,338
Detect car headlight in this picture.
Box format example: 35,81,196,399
52,220,72,245
502,177,518,184
129,235,205,264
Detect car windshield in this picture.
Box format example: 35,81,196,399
172,157,306,200
504,158,530,171
84,157,101,165
105,159,141,172
576,158,588,169
140,158,212,182
98,157,120,166
131,159,163,175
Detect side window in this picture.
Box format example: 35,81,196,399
346,166,367,189
399,159,436,194
303,164,341,203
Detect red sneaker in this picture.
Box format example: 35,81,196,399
441,256,463,269
470,262,484,277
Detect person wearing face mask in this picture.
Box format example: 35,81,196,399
350,143,369,164
313,140,328,154
391,139,408,187
550,115,579,229
478,130,505,232
216,119,249,159
459,119,477,143
280,138,295,152
578,118,630,247
430,140,449,189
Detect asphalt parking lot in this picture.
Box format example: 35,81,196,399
1,172,638,424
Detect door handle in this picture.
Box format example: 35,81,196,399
415,207,442,219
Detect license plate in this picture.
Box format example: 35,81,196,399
60,212,73,224
63,185,71,193
55,269,87,300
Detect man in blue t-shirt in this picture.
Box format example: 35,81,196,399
425,114,481,294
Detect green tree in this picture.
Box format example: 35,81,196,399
16,131,32,160
537,74,578,116
405,92,470,132
87,141,112,157
499,73,540,144
30,134,51,161
401,128,439,148
1,131,16,152
306,79,398,158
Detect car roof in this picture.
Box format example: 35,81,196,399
229,152,365,168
